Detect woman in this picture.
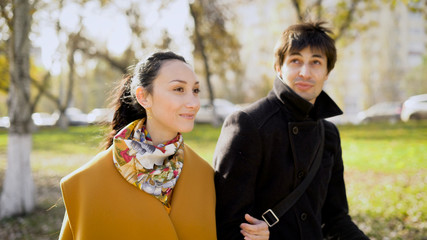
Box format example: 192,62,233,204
59,51,215,239
58,51,268,240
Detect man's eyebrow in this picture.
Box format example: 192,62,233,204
288,52,325,58
312,54,325,58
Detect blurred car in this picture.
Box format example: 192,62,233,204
195,98,240,124
87,108,114,124
326,114,356,125
0,116,10,128
65,107,89,126
400,94,427,122
357,101,402,124
32,112,58,127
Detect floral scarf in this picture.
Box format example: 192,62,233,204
112,118,184,213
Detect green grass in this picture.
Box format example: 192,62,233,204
339,122,427,172
0,121,426,239
183,123,222,162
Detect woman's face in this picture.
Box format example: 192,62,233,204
142,60,200,143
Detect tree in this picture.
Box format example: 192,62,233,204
289,0,364,42
189,0,244,124
189,1,217,124
0,0,36,218
288,0,420,43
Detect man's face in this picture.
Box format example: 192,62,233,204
276,47,329,104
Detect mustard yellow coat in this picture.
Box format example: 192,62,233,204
59,144,217,240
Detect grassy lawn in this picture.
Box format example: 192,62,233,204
0,121,426,239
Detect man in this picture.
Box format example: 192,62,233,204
213,21,369,239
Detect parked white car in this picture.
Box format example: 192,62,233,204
401,94,427,122
356,102,402,124
65,107,89,126
87,108,114,124
195,98,240,125
32,112,58,127
0,116,10,128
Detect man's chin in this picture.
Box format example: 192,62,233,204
297,93,316,104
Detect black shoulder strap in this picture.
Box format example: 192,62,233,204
262,120,325,227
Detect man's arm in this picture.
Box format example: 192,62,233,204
213,111,263,240
321,124,369,239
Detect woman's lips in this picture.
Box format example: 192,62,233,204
179,114,195,120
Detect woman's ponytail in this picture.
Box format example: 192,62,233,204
104,75,146,149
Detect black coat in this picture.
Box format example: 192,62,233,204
213,77,369,240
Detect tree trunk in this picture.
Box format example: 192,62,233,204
189,2,219,126
0,0,35,218
0,135,34,218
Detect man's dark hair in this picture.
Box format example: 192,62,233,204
274,21,337,73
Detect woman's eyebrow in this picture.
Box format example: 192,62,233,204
169,80,200,85
169,79,187,84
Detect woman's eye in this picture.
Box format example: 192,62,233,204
174,87,184,92
193,88,200,94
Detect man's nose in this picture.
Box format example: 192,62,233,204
298,64,311,79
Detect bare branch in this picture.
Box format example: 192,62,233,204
30,71,51,113
291,0,304,22
334,0,361,41
30,76,61,108
73,34,128,74
306,0,323,20
316,0,322,20
0,0,13,30
85,50,128,74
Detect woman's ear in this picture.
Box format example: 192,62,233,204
135,86,152,108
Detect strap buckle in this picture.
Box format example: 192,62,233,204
262,209,279,227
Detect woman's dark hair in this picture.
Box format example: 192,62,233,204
104,51,187,149
273,21,337,73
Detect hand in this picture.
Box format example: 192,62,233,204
240,214,270,240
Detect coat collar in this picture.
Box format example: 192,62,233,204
269,76,343,121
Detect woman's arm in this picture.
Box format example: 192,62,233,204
58,211,73,240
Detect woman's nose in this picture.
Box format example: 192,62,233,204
186,94,200,109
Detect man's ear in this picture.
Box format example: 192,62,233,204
275,65,282,78
135,86,152,108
